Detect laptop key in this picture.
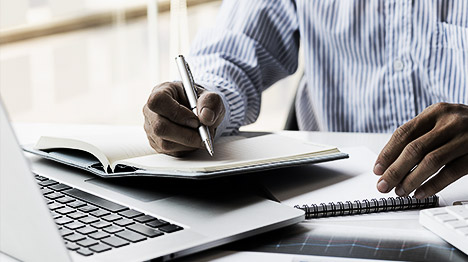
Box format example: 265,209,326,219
134,215,157,223
127,224,163,238
67,211,87,220
91,221,112,229
63,188,128,212
78,205,98,213
102,236,129,248
65,233,86,242
119,209,144,219
56,217,73,225
159,224,183,233
51,211,62,219
103,225,124,234
79,216,99,224
65,221,85,230
65,242,80,251
89,243,111,253
146,219,169,228
38,180,58,187
48,202,64,210
45,192,64,200
35,175,48,181
114,218,135,227
76,248,93,256
77,238,99,248
56,196,75,204
41,188,54,195
59,228,74,237
56,207,75,215
89,231,110,240
102,214,122,222
90,209,110,217
116,230,146,243
49,183,72,192
77,226,97,235
67,200,86,209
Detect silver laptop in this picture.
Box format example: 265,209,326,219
0,100,304,262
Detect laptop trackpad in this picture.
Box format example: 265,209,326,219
86,177,174,202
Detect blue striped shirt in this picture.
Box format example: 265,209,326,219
188,0,468,136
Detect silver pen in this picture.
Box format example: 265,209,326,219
175,55,214,156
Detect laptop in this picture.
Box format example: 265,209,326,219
0,100,304,262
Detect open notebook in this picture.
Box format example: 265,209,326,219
23,128,348,179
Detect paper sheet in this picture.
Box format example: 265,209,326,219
280,172,397,207
120,134,338,172
260,146,377,203
36,127,155,168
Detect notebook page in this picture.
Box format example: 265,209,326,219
118,134,337,172
281,172,397,207
258,147,393,207
36,127,155,169
261,147,377,203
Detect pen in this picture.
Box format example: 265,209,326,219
175,55,214,156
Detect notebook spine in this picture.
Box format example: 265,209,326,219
295,195,439,219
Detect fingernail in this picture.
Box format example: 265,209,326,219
201,108,215,124
395,187,406,196
187,119,199,128
377,180,389,193
414,189,426,199
373,163,385,175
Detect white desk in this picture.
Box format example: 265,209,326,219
5,124,468,262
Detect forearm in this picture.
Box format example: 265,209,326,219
188,0,300,137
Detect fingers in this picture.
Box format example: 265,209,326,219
146,134,195,157
374,102,468,196
147,82,199,129
144,110,203,149
392,136,466,196
143,81,226,156
376,126,454,194
414,154,468,199
197,91,225,127
373,112,433,176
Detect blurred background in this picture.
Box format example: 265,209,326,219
0,0,302,131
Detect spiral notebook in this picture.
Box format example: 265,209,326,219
294,195,439,219
260,147,440,219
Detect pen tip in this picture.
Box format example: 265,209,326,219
203,140,214,157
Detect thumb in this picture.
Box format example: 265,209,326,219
197,91,225,127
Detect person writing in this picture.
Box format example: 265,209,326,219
143,1,468,198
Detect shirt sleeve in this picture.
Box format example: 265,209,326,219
188,0,300,138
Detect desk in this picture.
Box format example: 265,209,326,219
5,124,468,262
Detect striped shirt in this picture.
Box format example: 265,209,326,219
188,0,468,136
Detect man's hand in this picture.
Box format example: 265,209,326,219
374,102,468,199
143,82,225,157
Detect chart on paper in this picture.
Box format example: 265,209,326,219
231,223,468,262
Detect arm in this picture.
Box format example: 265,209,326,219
189,0,300,136
143,0,300,156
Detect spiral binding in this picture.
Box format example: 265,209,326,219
294,195,439,219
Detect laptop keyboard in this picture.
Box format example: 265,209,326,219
35,175,184,257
